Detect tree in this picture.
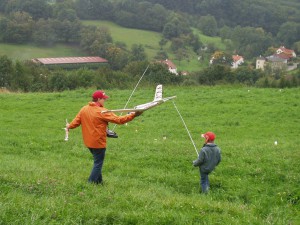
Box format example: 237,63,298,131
231,26,273,58
170,37,185,52
0,0,8,13
32,19,56,46
22,0,52,20
80,25,113,54
210,51,232,66
197,65,231,85
198,15,218,36
130,44,147,62
0,17,9,41
219,25,232,41
154,50,168,61
101,44,130,70
175,48,188,65
75,0,113,20
146,63,180,85
159,38,168,50
188,33,203,53
276,22,300,47
3,11,34,43
0,55,13,88
233,67,263,85
122,61,149,78
51,19,81,43
49,71,68,91
162,13,191,39
11,61,32,92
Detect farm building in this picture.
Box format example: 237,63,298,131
32,56,108,69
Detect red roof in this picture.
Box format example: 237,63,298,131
232,55,243,62
278,46,294,55
160,59,176,69
33,56,108,65
275,53,290,60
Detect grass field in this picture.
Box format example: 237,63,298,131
0,86,299,224
82,20,162,60
0,43,84,61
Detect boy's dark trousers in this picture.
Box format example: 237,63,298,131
200,171,209,193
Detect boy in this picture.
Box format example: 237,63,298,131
193,131,221,193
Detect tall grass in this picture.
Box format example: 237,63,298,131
0,86,299,224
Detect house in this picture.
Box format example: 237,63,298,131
256,56,266,70
231,55,244,69
256,46,296,71
276,46,296,58
181,71,189,76
159,59,178,75
32,56,108,69
266,55,288,70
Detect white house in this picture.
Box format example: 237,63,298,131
159,59,178,75
231,55,244,69
256,56,266,70
276,46,296,58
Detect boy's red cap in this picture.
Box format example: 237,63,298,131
201,131,216,142
92,90,109,99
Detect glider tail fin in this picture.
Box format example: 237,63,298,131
153,84,163,101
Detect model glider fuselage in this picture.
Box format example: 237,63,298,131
101,84,176,113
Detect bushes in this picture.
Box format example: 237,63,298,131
1,56,299,92
1,59,184,92
256,75,299,88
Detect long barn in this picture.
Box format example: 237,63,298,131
32,56,109,69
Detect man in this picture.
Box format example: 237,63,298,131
193,131,221,193
67,90,142,185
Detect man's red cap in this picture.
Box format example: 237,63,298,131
201,131,216,142
92,90,109,99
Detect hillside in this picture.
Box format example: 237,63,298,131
83,20,221,71
0,20,226,72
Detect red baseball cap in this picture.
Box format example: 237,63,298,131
201,131,216,142
92,90,109,99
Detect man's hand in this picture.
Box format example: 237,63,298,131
134,111,143,117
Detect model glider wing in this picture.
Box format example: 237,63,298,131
101,84,176,113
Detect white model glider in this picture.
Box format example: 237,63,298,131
101,84,176,113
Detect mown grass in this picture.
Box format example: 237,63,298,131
1,86,299,224
82,20,162,60
0,43,84,61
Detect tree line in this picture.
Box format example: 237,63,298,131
1,55,299,93
0,56,184,92
0,0,299,60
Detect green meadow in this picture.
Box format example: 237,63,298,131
1,86,299,224
0,20,224,71
82,20,224,71
82,20,162,59
0,43,84,61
